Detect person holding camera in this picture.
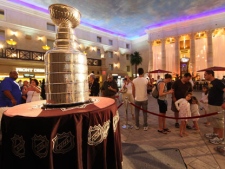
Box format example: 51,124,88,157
101,74,118,99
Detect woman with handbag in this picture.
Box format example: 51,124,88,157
25,79,41,103
120,76,135,120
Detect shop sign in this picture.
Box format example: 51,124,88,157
16,68,45,73
23,74,35,78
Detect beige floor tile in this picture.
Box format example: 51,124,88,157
119,92,223,169
189,159,219,169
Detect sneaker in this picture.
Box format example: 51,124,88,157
143,127,148,131
209,137,224,145
186,125,192,129
135,126,139,130
175,123,179,128
215,146,225,156
205,133,218,139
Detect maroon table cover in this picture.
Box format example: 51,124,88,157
1,97,122,169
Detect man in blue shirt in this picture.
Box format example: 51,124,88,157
0,71,22,107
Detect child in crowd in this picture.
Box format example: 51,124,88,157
175,92,192,137
190,96,200,131
200,86,209,126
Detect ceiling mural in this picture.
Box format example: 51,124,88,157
8,0,225,39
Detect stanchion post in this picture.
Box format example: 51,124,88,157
122,97,133,129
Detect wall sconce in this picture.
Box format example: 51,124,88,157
114,63,120,68
42,44,50,51
38,36,43,41
91,47,96,51
11,31,18,36
0,44,3,49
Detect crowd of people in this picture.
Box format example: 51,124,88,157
0,69,225,145
0,71,46,108
94,69,225,145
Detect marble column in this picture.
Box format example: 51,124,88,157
174,36,180,76
161,39,166,69
101,57,107,82
206,30,214,67
148,41,153,71
190,33,196,75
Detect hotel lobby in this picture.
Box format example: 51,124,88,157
1,0,225,168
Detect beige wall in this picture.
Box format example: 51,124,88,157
132,35,149,74
0,1,133,78
0,58,45,81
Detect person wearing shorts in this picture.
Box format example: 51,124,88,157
204,70,225,144
171,73,192,128
157,74,174,134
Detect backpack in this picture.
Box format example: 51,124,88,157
151,84,159,98
151,82,163,99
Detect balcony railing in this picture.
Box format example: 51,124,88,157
0,48,102,66
0,48,45,61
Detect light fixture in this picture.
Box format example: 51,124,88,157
6,39,17,46
11,31,17,36
0,44,3,49
38,36,43,41
181,57,189,63
42,45,50,50
91,47,96,51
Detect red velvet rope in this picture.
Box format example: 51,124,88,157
117,101,220,119
117,102,124,109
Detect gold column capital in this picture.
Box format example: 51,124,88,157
205,29,214,36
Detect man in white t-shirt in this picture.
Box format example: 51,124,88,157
132,68,149,131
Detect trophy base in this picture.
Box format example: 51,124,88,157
42,99,92,109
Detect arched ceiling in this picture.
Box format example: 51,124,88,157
8,0,225,39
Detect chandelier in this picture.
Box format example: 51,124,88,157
42,45,50,50
6,39,17,46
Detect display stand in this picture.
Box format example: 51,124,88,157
122,97,133,129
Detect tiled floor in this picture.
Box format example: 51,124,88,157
118,91,225,169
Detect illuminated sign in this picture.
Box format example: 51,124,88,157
16,68,45,73
23,74,35,78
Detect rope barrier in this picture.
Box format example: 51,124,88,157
129,102,220,119
117,102,124,109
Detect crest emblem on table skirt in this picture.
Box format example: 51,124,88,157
113,111,119,132
88,120,110,146
52,131,75,154
11,134,25,158
32,134,49,158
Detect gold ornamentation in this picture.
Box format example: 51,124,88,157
113,111,119,132
32,134,49,158
52,132,75,154
88,120,110,146
11,134,25,158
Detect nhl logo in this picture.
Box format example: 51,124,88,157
52,131,75,154
32,134,49,158
11,134,25,158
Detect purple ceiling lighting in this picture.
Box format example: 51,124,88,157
146,7,225,30
8,0,126,37
8,0,49,13
7,0,225,40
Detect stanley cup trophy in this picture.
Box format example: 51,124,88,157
43,4,90,108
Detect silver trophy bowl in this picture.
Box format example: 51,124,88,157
43,4,90,109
